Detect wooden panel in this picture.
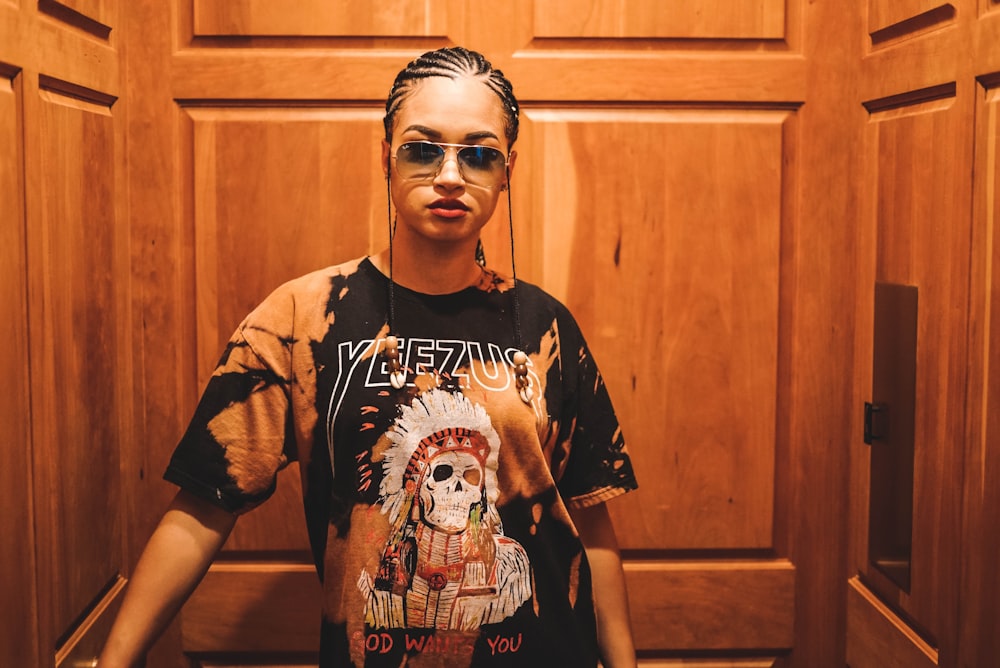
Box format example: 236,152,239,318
191,657,780,666
187,106,385,552
786,2,864,664
868,0,953,35
199,663,315,668
0,68,41,668
55,578,126,668
846,578,937,668
979,13,1000,76
626,560,795,651
534,0,785,39
958,79,1000,668
188,106,384,379
45,0,114,24
123,4,195,665
38,0,114,38
861,31,961,102
198,662,316,668
26,81,128,644
640,661,776,668
222,465,309,553
171,52,806,105
193,0,452,37
522,108,786,550
0,7,117,90
183,563,322,653
850,85,971,660
863,91,969,644
182,560,792,655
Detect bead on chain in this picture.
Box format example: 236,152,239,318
385,335,406,389
512,350,533,403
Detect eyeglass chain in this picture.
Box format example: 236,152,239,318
383,165,533,404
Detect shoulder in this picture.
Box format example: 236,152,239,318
259,256,372,307
509,277,582,332
276,256,370,298
479,270,589,357
480,266,572,315
242,256,372,334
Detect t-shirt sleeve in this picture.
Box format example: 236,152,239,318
553,310,638,509
164,292,296,515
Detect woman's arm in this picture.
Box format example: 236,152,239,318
98,488,237,668
570,501,638,668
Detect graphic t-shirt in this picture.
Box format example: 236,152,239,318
165,257,638,667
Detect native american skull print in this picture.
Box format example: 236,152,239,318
358,389,532,631
420,450,485,533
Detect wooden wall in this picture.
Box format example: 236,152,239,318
122,2,860,666
2,1,997,667
0,2,133,666
846,2,1000,668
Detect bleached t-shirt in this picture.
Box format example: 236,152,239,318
165,257,638,667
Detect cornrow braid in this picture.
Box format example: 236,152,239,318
383,46,519,147
382,47,535,405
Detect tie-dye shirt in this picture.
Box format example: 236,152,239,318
165,257,637,667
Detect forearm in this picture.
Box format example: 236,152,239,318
99,489,237,667
587,542,636,668
570,502,637,668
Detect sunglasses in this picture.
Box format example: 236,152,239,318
392,141,508,188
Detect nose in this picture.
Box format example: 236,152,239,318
433,147,465,187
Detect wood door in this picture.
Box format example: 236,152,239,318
847,2,1000,668
0,1,133,667
123,1,862,666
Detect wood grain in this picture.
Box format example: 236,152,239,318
55,577,126,668
181,560,793,655
183,563,323,653
524,108,786,551
846,578,937,668
0,66,42,668
187,106,385,386
626,560,794,650
849,1,998,665
103,0,872,665
778,2,865,665
867,0,954,36
5,0,130,663
193,0,451,37
534,0,785,39
861,87,970,650
957,76,1000,668
28,83,127,641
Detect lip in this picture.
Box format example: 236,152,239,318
428,198,469,219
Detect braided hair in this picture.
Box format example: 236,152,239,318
383,46,520,147
381,49,532,399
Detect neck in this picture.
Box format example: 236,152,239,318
372,238,483,295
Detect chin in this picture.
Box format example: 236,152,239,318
418,221,485,242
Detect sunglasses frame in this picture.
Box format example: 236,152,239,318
391,140,509,187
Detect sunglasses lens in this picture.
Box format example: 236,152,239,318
457,146,506,178
396,142,445,178
395,142,506,186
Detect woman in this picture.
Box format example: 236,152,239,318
99,46,638,668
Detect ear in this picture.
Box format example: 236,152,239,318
381,140,391,179
504,149,518,189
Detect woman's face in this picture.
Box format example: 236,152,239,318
382,75,516,250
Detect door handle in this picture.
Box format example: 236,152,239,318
864,402,888,444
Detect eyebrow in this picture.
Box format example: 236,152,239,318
403,125,500,142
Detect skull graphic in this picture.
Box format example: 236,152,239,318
419,450,484,533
